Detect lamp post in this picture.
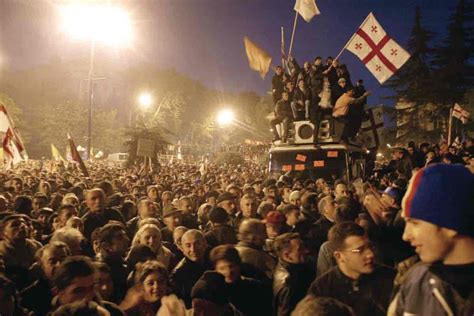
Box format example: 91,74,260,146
60,4,131,160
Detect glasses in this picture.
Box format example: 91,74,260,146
343,242,375,255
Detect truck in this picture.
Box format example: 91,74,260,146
268,119,372,181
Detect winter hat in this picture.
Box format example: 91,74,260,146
382,186,403,206
191,271,229,305
402,164,474,237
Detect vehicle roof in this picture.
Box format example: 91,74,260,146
269,143,366,153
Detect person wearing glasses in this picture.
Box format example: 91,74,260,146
308,222,395,316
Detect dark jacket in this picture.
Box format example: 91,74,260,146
392,262,474,316
227,277,273,316
304,216,334,256
293,87,312,104
274,99,293,119
82,208,125,240
273,260,316,316
20,278,52,316
205,224,238,248
170,257,211,308
272,74,285,104
309,265,395,316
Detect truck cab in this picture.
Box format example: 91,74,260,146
268,117,371,181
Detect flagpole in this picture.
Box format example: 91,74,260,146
447,107,453,146
334,12,373,61
334,32,358,61
288,11,299,59
281,26,286,71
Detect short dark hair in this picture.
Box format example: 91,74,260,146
329,222,365,250
53,256,96,290
282,204,299,216
97,223,125,245
210,245,242,267
274,233,301,257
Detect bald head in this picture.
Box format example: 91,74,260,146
181,229,207,262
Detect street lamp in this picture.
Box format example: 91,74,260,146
59,4,131,160
217,109,235,127
139,93,153,110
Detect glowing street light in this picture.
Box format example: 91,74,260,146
139,93,153,110
59,4,132,46
217,109,235,127
59,3,132,160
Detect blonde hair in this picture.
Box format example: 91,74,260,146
132,224,162,255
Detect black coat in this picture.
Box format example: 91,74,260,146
304,216,334,256
227,277,273,316
309,265,395,316
82,208,125,241
205,224,237,248
273,260,316,316
20,278,52,316
170,257,211,308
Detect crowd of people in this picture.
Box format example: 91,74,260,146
0,138,473,316
270,56,370,145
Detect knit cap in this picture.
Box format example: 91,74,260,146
402,164,474,237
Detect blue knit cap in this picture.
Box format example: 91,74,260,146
402,164,474,237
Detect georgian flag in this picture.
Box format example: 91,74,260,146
0,104,25,168
346,13,410,84
361,106,384,149
453,103,470,124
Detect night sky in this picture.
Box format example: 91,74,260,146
0,0,454,107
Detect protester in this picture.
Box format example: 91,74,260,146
308,222,395,316
390,164,474,316
1,132,474,316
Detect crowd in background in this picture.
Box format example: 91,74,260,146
0,138,473,315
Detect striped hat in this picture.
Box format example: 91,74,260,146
402,164,474,237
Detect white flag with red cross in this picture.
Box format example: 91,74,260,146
361,106,384,149
452,103,470,124
0,104,25,168
346,12,410,84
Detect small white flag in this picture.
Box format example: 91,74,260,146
294,0,320,23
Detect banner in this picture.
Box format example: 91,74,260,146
243,36,272,79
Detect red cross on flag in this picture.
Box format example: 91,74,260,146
361,106,384,149
346,12,410,84
453,103,470,124
0,103,25,168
